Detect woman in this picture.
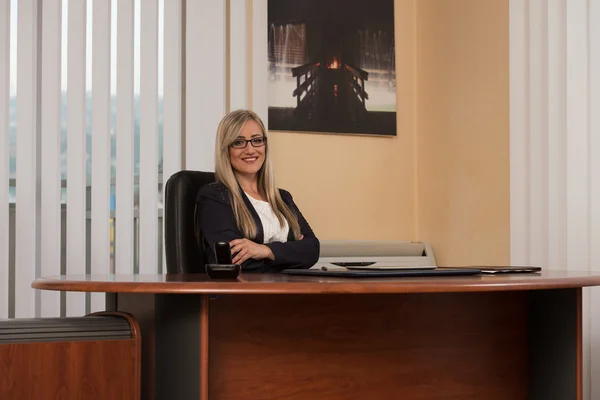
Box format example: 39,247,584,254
195,109,320,272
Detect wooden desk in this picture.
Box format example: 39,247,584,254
33,271,600,400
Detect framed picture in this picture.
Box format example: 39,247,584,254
267,0,396,136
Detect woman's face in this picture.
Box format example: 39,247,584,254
228,120,266,177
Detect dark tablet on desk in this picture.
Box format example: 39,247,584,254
438,265,542,274
281,268,482,278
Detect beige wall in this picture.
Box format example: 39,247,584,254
415,0,510,265
253,0,510,264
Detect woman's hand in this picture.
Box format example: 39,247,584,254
229,238,275,265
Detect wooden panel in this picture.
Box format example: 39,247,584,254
90,0,112,313
66,0,88,316
31,270,600,294
115,0,135,276
0,339,139,399
111,289,585,400
139,0,159,274
15,0,40,318
209,292,528,399
40,0,63,318
0,0,9,319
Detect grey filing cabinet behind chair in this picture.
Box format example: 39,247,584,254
313,240,437,269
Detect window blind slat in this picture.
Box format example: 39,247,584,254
15,0,41,318
90,0,112,312
185,0,226,172
162,0,182,270
40,0,63,317
565,4,591,397
588,2,600,397
251,0,268,127
115,0,135,275
65,0,87,316
527,0,548,269
0,0,10,319
546,0,567,271
508,0,530,265
565,0,590,272
230,0,248,111
139,0,159,274
590,0,600,268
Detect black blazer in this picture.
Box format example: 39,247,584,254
195,181,320,272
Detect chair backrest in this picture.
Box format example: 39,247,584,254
164,170,216,273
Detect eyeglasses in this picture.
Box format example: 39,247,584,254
230,137,267,149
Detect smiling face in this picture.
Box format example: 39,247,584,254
228,120,267,179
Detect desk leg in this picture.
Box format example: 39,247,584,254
116,293,209,400
200,294,210,400
116,293,157,400
528,288,581,400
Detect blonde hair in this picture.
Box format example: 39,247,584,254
214,109,301,240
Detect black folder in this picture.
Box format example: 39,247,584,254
438,265,542,274
281,268,481,278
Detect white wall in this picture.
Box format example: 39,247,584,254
509,0,600,398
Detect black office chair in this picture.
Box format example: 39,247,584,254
164,170,215,273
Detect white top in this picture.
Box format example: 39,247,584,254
245,193,289,244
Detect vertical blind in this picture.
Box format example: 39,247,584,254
509,0,600,397
1,0,268,319
185,0,226,172
0,0,10,320
15,0,40,319
65,0,87,317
